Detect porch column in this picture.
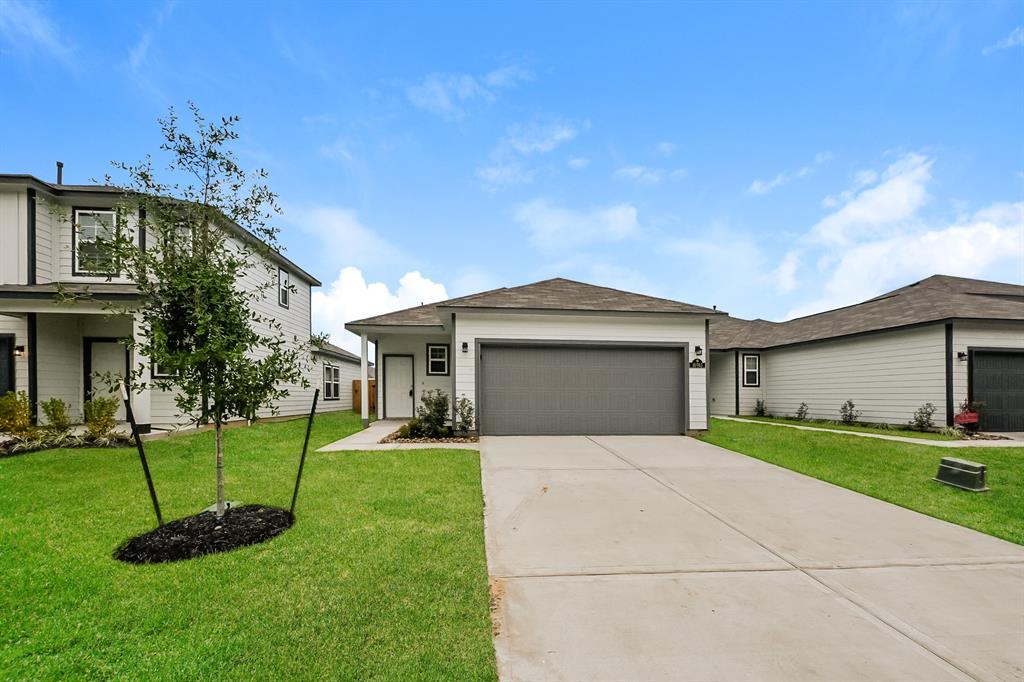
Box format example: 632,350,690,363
131,316,152,433
360,333,369,427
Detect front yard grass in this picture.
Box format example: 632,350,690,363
699,418,1024,545
0,410,496,680
736,415,959,440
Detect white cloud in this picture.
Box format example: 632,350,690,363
747,151,831,195
614,165,689,185
288,206,399,268
0,0,75,68
787,202,1024,318
773,251,800,294
478,117,581,190
810,153,932,245
406,64,532,121
983,26,1024,54
312,268,449,353
319,137,356,163
515,199,639,251
567,157,590,170
654,142,677,158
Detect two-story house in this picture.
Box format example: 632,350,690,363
0,171,362,433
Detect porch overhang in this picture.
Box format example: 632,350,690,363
0,284,138,314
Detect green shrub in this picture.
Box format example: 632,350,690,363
416,390,450,438
754,399,767,417
909,402,936,431
455,397,474,433
83,397,119,440
794,402,809,421
40,397,73,433
839,399,861,425
0,391,35,437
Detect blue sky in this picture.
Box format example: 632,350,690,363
2,0,1022,350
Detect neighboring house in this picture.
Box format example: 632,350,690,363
0,173,345,432
345,278,722,435
313,341,369,409
709,275,1024,432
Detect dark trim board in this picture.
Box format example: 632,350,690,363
0,289,139,301
474,338,690,436
944,323,954,426
733,350,740,416
381,353,414,419
138,206,147,252
704,318,711,430
26,188,36,285
27,313,37,424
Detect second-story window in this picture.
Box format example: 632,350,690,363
278,268,290,308
73,208,118,275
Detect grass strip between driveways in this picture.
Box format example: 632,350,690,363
736,415,959,440
0,411,496,681
699,418,1024,546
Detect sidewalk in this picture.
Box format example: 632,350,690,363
717,416,1024,448
317,419,479,452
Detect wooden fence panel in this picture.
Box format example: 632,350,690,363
352,379,377,413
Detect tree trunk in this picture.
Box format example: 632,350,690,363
215,419,225,517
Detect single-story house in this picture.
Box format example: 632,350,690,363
313,342,369,409
345,278,722,435
709,275,1024,432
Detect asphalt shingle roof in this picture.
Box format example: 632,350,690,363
710,275,1024,350
347,278,721,328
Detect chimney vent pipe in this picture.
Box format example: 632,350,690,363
56,161,64,185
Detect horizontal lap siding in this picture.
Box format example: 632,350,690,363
0,315,28,394
376,334,453,412
0,190,27,284
952,321,1024,410
708,351,735,416
762,324,946,424
317,357,360,412
455,313,708,430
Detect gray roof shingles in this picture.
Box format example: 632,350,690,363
710,274,1024,350
347,278,721,328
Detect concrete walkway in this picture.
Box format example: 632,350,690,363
317,419,479,451
718,415,1024,448
481,435,1024,681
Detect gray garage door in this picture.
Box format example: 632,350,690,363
479,345,685,435
973,350,1024,432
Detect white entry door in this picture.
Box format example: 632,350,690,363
90,341,127,421
384,355,414,418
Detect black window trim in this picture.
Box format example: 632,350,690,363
741,352,760,388
323,363,340,401
71,206,121,277
278,267,290,309
426,343,450,376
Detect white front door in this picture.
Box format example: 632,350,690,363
384,355,414,418
89,341,127,421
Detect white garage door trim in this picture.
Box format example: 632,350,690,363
475,339,690,435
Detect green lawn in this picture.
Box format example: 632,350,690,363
699,418,1024,545
737,415,959,440
0,411,496,681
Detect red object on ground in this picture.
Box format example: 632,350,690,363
954,412,979,425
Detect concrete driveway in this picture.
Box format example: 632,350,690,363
481,435,1024,682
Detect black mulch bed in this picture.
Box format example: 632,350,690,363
114,504,293,564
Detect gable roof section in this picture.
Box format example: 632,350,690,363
711,274,1024,350
313,341,365,364
347,278,722,329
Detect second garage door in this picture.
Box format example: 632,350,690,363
479,344,686,435
972,350,1024,432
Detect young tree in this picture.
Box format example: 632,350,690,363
60,104,308,517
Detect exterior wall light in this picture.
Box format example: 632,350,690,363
461,342,469,353
694,345,703,356
14,345,25,357
957,351,968,361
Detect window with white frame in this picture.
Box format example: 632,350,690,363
278,268,290,308
323,365,340,400
73,208,118,275
742,353,760,387
426,344,449,376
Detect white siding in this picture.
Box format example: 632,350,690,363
760,324,946,424
317,356,361,412
454,312,709,430
36,315,84,420
708,351,735,416
34,195,55,283
0,189,28,285
0,314,28,393
952,320,1024,411
375,333,453,418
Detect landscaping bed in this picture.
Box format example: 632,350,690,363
700,418,1024,545
737,415,963,441
380,429,478,444
0,410,496,680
